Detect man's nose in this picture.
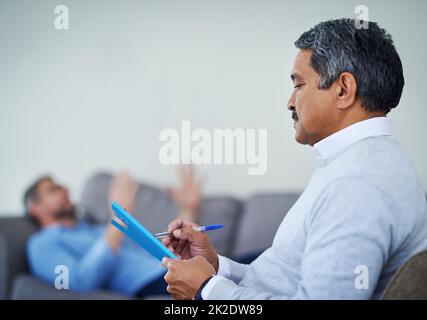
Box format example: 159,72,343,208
287,92,296,111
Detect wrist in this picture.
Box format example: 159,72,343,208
194,275,214,300
212,255,219,273
105,223,124,252
179,209,198,221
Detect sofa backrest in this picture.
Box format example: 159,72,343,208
80,173,242,256
230,193,300,258
196,197,242,256
81,173,301,258
80,172,181,227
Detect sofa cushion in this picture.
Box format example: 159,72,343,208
11,274,129,300
230,193,300,258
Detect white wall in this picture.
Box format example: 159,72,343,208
1,0,426,215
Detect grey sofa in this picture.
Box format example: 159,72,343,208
2,172,426,300
0,172,299,300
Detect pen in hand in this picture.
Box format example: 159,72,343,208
154,224,223,238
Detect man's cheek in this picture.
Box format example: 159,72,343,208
295,96,305,121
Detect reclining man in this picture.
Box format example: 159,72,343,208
160,19,427,299
24,167,201,298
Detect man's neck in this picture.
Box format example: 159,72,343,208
311,111,386,146
338,111,386,133
42,218,77,229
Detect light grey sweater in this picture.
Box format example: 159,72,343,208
206,133,427,299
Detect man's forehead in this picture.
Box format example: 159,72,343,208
291,49,314,79
38,178,54,190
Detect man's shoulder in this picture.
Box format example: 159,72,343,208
342,135,412,171
27,226,61,251
330,136,421,197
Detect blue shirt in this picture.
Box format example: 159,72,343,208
27,220,165,296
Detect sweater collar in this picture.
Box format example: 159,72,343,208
313,117,392,160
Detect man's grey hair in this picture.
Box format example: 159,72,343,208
295,18,404,114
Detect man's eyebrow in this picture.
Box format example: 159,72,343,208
290,73,302,82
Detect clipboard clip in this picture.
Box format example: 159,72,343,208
110,201,177,261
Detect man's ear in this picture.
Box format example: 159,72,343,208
335,72,357,110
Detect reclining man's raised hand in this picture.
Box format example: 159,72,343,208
106,171,138,252
168,165,204,222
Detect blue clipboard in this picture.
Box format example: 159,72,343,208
110,201,177,261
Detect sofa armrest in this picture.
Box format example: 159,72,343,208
0,216,38,299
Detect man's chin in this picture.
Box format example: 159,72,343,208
295,134,305,145
54,206,76,220
294,124,309,145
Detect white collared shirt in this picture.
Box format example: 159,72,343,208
313,116,392,160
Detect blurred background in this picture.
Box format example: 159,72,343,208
1,0,426,215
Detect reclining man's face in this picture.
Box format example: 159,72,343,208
33,179,75,220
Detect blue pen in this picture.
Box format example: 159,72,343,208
154,224,223,238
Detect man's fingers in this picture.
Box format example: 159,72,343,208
175,239,187,256
173,227,199,242
162,236,171,246
161,257,174,268
172,239,179,249
168,218,184,233
176,165,185,181
162,257,185,269
184,164,193,181
161,257,169,267
167,218,199,233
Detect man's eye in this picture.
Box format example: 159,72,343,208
294,84,304,89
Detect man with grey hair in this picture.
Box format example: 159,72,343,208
159,19,427,299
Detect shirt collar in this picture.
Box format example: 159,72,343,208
313,117,392,160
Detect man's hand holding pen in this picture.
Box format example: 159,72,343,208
161,218,220,300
